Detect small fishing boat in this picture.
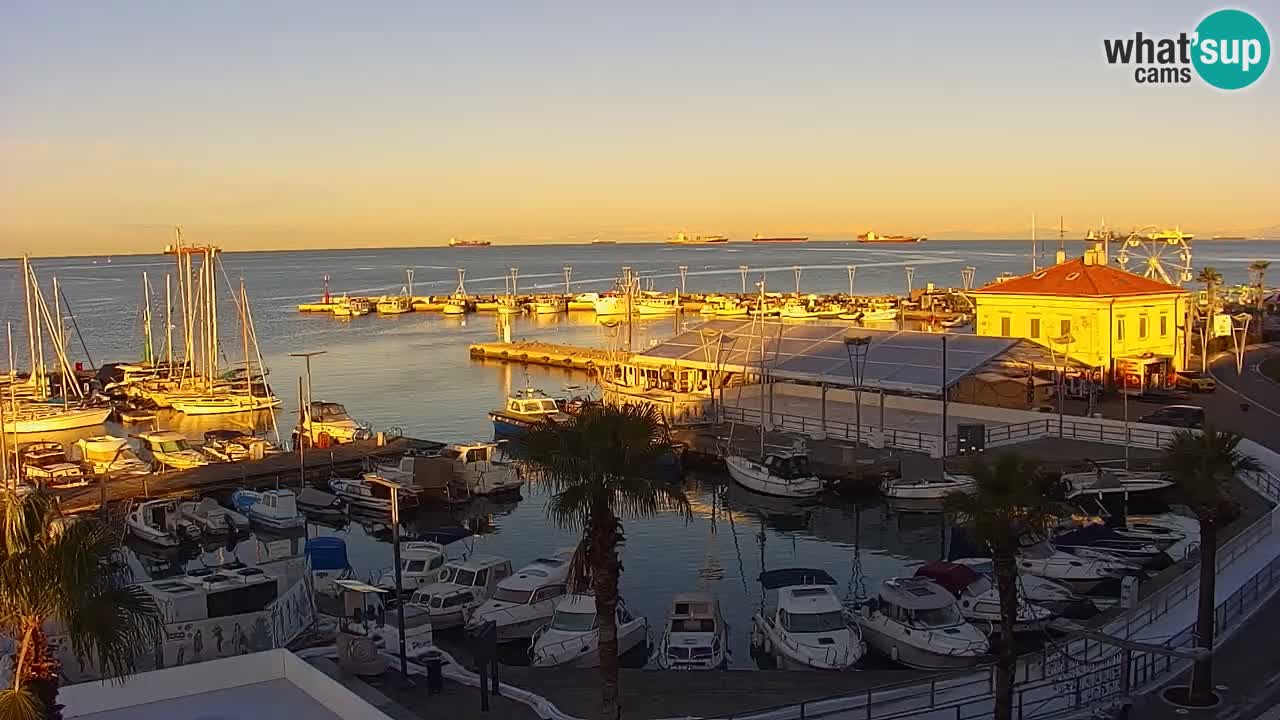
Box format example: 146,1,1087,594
200,430,280,462
656,592,727,670
405,555,513,629
950,558,1096,620
854,577,989,670
860,307,899,322
489,386,570,439
442,442,524,496
751,569,864,670
332,579,436,660
1061,464,1173,500
231,488,306,529
296,487,348,523
592,295,628,316
568,292,600,311
636,295,680,315
178,497,249,535
375,295,413,314
331,296,371,317
1049,526,1166,566
779,300,820,320
442,297,468,315
467,551,574,642
136,430,209,471
2,404,112,434
726,443,823,498
941,314,972,328
530,594,649,668
376,541,450,592
294,400,371,447
18,442,87,487
72,435,150,477
171,392,282,415
880,473,977,501
1013,542,1138,593
328,471,423,511
127,498,202,547
531,296,567,315
914,561,1054,634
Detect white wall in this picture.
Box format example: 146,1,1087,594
62,649,284,717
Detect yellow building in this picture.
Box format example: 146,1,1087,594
970,249,1191,390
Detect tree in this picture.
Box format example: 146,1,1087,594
521,403,691,720
1250,260,1270,316
1161,426,1261,706
0,491,162,720
944,454,1051,720
1196,267,1224,369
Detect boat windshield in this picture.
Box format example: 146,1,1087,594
444,567,477,586
911,606,963,627
967,575,994,596
781,610,846,633
492,587,533,604
316,403,350,421
551,610,596,632
154,439,189,453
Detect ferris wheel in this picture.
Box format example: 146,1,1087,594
1115,225,1194,285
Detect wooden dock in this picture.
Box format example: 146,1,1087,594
54,435,443,515
468,340,619,370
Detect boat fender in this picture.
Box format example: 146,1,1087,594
891,646,899,662
317,432,332,449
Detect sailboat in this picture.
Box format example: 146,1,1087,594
3,257,111,434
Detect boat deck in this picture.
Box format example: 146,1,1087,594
53,435,444,514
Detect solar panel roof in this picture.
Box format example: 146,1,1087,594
636,319,1080,395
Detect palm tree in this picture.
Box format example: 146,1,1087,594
0,490,162,720
944,454,1051,720
1196,267,1224,369
1250,260,1270,315
1161,426,1261,706
521,403,691,720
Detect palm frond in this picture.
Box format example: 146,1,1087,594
945,453,1049,555
0,688,43,720
1162,425,1262,520
64,585,162,681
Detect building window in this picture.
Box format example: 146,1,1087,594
1001,317,1011,336
1029,318,1040,339
1117,318,1125,341
1160,315,1168,337
1139,317,1148,339
1060,319,1071,337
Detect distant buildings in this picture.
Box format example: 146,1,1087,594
971,247,1191,391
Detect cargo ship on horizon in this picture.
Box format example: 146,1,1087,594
667,232,729,245
856,231,926,243
751,234,809,243
448,237,492,247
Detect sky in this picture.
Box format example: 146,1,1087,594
2,1,1277,254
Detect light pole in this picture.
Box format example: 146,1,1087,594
1049,334,1074,437
739,265,749,294
290,350,327,407
1231,312,1252,375
364,475,409,682
406,269,414,297
847,265,857,296
563,266,572,296
793,266,802,295
844,336,871,449
961,266,975,292
905,266,915,296
678,265,688,294
508,267,518,296
940,334,949,472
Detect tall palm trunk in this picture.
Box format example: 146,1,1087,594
589,506,623,720
1189,519,1218,704
992,554,1019,720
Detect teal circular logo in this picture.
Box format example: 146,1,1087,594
1193,9,1270,90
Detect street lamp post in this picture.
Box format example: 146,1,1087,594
678,265,688,294
1231,313,1253,375
739,265,749,294
844,336,871,449
847,265,857,296
563,266,572,295
364,476,409,682
1050,334,1074,437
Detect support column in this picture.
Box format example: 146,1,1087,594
816,382,827,440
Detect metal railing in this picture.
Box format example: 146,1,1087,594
721,405,943,456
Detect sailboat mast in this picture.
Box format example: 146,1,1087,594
758,278,767,460
240,278,252,403
1031,213,1037,272
165,273,173,368
209,248,219,382
142,271,154,365
22,256,36,385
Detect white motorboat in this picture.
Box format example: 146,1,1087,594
375,295,413,314
1111,520,1187,550
656,592,727,670
636,296,680,315
489,386,570,439
530,594,649,668
200,430,281,463
178,497,249,535
136,430,209,471
376,541,450,591
860,307,899,322
3,404,111,434
854,577,989,670
726,446,823,498
779,300,820,320
1062,465,1173,500
914,561,1054,634
751,569,865,670
467,551,573,642
567,292,600,311
231,489,306,529
404,555,513,629
127,498,202,547
1050,526,1166,565
72,435,151,477
18,442,87,487
442,442,524,496
329,470,423,511
592,295,628,316
294,400,371,447
1014,542,1138,593
880,473,976,501
951,558,1092,619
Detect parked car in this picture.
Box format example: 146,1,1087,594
1172,371,1216,392
1137,405,1204,429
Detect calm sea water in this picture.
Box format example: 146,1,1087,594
0,239,1262,667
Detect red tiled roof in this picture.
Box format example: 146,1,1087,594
971,258,1187,297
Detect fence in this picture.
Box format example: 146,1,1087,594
723,468,1280,720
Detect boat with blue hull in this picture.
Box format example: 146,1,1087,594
488,387,569,438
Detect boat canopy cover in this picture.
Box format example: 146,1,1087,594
418,526,473,545
914,561,981,596
306,537,351,571
1053,526,1132,547
759,568,837,590
879,577,955,610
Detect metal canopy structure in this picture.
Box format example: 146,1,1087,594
638,319,1084,395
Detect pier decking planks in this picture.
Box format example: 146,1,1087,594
54,436,443,514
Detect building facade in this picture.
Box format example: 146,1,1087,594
970,249,1191,390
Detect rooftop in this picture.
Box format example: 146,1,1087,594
970,257,1187,297
62,649,393,720
638,320,1085,394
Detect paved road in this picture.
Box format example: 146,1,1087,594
1129,585,1280,719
